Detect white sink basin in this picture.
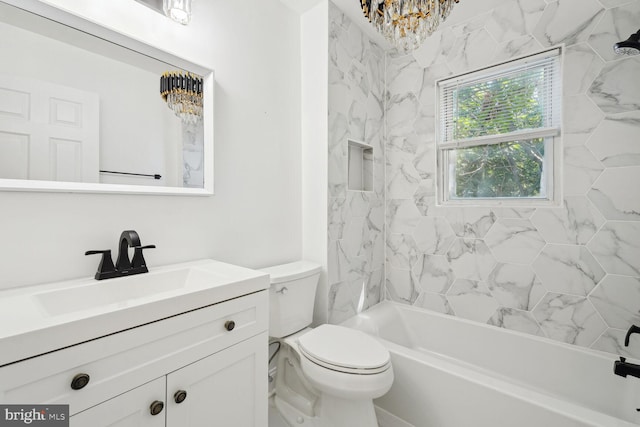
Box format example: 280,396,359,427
35,266,226,316
0,259,269,367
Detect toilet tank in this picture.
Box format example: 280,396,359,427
261,261,322,338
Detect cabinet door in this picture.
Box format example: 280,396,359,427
70,378,165,427
166,332,268,427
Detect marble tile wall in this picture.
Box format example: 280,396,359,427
384,0,640,358
327,3,386,324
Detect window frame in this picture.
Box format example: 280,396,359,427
435,47,563,207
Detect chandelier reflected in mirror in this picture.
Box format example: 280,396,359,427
164,0,192,25
160,71,204,124
360,0,460,52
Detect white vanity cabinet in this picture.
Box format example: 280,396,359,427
70,334,266,427
0,289,269,427
70,378,166,427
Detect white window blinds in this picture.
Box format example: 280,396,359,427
437,48,561,149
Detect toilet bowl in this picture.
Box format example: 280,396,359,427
262,261,393,427
298,324,393,399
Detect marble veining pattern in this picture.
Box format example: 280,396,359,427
532,293,607,347
484,219,546,265
532,244,605,296
386,266,420,305
487,263,545,311
387,199,422,234
442,208,496,238
485,0,547,43
387,234,420,270
598,0,637,8
588,167,640,221
586,112,640,167
447,279,500,323
564,94,604,141
488,308,544,336
325,0,640,358
563,44,604,97
413,179,436,216
327,4,386,323
530,196,605,245
587,222,640,277
412,253,456,294
563,146,604,196
589,275,640,329
592,329,640,360
446,238,496,282
414,292,455,315
588,58,640,114
413,216,456,255
587,2,640,62
386,147,421,199
378,0,640,358
446,28,498,75
492,35,545,63
532,0,604,47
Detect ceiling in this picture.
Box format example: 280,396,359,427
278,0,390,48
279,0,506,52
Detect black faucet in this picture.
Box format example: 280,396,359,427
85,230,156,280
613,325,640,379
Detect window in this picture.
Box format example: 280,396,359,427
436,48,562,206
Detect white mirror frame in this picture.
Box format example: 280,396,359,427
0,0,214,196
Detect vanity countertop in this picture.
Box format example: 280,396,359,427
0,259,269,367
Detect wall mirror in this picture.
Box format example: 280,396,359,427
0,0,214,195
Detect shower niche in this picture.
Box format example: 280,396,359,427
347,139,373,192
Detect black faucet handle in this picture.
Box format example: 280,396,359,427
85,250,117,280
624,325,640,347
132,245,156,270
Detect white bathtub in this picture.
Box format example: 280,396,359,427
342,301,640,427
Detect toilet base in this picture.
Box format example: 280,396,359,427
274,395,320,427
274,392,378,427
318,394,378,427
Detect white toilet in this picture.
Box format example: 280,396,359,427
262,261,393,427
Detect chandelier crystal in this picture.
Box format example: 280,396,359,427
163,0,192,25
360,0,460,52
160,71,204,125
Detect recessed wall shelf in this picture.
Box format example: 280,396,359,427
347,139,373,192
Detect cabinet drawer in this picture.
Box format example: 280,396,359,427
70,377,166,427
0,290,267,415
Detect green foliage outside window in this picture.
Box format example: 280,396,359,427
450,68,547,199
453,139,545,198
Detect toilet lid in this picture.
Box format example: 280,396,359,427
298,325,390,374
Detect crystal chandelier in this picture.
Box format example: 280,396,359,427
360,0,460,52
160,71,204,124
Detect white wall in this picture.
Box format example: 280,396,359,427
0,0,302,289
300,0,329,326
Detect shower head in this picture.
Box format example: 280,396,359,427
614,29,640,56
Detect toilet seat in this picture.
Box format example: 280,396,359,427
298,325,390,375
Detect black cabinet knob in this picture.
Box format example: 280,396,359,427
225,320,235,331
149,400,164,416
70,373,90,390
174,390,187,404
